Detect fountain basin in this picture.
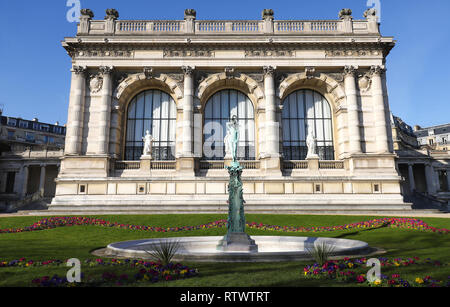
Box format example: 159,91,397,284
103,236,374,262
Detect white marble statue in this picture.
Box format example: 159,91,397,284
142,130,153,157
306,127,318,158
225,116,239,161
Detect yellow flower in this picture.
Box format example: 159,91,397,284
374,279,382,285
415,278,424,284
348,263,354,268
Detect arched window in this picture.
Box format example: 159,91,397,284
125,90,176,161
282,89,334,160
203,90,255,160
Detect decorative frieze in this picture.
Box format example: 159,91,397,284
163,49,214,58
325,49,382,57
75,49,134,58
245,49,294,57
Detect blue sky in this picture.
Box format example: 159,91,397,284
0,0,449,128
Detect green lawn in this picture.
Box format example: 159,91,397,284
0,214,449,287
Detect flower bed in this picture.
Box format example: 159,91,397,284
303,257,449,287
28,261,198,287
0,217,448,235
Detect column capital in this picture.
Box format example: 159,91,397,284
343,65,358,76
370,65,386,76
181,66,195,76
99,66,114,75
72,65,87,75
263,66,276,76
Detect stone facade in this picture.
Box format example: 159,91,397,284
50,8,411,213
0,113,65,209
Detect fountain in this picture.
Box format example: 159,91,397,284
100,118,375,262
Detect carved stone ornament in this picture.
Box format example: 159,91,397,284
305,67,316,79
263,66,276,76
225,67,235,79
80,9,94,19
338,8,352,19
163,49,214,58
262,9,274,20
245,49,294,58
72,65,87,75
99,66,114,75
343,65,357,76
184,9,196,19
364,8,377,18
358,74,372,92
143,67,153,79
89,75,103,93
181,66,195,76
105,8,119,20
370,65,386,76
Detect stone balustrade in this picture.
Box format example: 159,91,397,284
77,9,380,36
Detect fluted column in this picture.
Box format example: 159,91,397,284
263,66,280,158
181,66,195,157
370,65,390,153
344,65,362,154
97,66,114,155
65,66,86,155
408,163,416,192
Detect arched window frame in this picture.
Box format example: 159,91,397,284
124,89,177,161
281,89,335,161
202,89,256,161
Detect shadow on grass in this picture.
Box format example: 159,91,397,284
334,224,390,239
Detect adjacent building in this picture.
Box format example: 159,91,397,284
391,115,449,207
0,112,66,205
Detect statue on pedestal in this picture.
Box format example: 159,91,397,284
225,115,239,162
142,130,153,158
217,116,258,253
306,127,318,159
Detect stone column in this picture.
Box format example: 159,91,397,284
177,66,196,175
39,165,46,197
408,163,416,192
344,65,362,154
425,164,436,195
109,106,121,159
20,165,29,197
97,66,114,155
263,66,280,157
181,66,195,157
370,65,390,153
262,66,282,175
65,66,86,155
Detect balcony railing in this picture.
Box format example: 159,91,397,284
115,161,140,170
150,161,176,170
76,9,380,36
319,161,345,169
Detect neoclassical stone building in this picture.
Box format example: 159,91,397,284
50,8,412,213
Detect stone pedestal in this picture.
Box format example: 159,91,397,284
260,156,282,176
307,156,319,171
176,157,196,176
217,233,258,253
140,155,152,172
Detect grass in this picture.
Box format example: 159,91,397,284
0,214,449,287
